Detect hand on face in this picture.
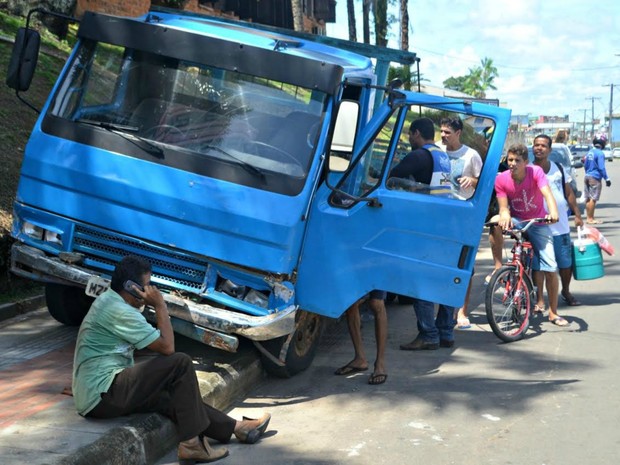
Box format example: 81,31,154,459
134,283,165,309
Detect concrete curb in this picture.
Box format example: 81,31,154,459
0,294,46,322
56,346,266,465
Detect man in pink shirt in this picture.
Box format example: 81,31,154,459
493,143,567,326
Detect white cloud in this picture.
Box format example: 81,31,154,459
327,1,620,121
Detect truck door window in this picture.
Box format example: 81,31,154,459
386,109,494,200
331,106,495,206
330,108,403,203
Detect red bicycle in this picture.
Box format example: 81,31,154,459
485,218,548,342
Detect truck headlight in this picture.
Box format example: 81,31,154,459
22,221,63,246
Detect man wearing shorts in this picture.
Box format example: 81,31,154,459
583,134,611,224
494,143,566,326
531,134,583,309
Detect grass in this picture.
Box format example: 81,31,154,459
0,10,71,296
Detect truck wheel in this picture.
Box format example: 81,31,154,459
45,283,93,326
259,310,324,378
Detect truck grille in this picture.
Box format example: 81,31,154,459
73,224,208,291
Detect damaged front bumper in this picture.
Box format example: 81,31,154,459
11,243,296,352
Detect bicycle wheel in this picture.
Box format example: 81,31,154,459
485,265,532,342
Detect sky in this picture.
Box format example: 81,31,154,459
326,0,620,126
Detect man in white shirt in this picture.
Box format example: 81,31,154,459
531,134,583,309
440,117,483,328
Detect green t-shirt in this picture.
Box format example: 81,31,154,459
72,289,161,416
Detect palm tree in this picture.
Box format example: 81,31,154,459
374,0,388,47
477,57,498,98
400,0,409,52
291,0,304,32
399,0,409,89
443,57,498,98
347,0,357,41
362,0,371,44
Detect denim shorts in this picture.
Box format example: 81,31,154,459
584,176,602,201
552,233,573,269
515,219,557,273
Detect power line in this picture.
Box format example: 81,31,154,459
414,46,620,73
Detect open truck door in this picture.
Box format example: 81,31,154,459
296,93,511,316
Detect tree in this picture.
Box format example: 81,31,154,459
362,0,371,44
442,57,498,98
399,0,410,89
477,57,498,98
374,0,388,47
291,0,304,32
443,75,469,93
389,65,426,90
399,0,409,52
347,0,357,41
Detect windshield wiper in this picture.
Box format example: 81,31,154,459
75,119,164,158
201,144,265,179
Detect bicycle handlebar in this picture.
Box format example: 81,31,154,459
485,217,551,236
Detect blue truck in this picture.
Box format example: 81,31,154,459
6,7,511,376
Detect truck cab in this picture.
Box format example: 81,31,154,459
6,8,511,376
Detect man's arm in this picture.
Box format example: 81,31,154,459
458,151,482,189
497,196,512,230
540,185,559,223
138,285,175,355
564,182,583,228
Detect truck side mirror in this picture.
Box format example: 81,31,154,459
6,27,41,92
328,100,359,172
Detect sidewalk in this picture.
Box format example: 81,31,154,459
0,306,266,465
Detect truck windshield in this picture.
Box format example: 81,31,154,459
48,40,327,184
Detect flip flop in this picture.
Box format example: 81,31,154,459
457,317,471,329
368,373,388,385
586,219,603,224
334,364,368,376
533,305,546,314
561,292,581,306
550,316,569,327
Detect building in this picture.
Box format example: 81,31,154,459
75,0,336,33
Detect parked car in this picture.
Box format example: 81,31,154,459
612,147,620,159
552,143,581,198
528,143,580,199
603,149,613,162
569,144,590,168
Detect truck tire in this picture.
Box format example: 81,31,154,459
259,310,324,378
45,283,93,326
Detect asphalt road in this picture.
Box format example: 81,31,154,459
1,161,617,465
155,161,620,465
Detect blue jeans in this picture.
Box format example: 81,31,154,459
412,299,456,343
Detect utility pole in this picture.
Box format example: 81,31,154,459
585,97,600,141
603,84,617,147
577,109,587,143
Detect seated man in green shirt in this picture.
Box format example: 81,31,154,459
72,255,270,463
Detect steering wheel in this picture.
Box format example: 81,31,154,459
244,141,304,169
143,124,184,141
